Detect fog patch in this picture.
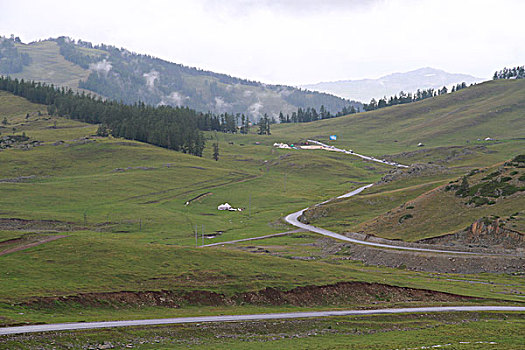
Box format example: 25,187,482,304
143,70,159,89
243,90,254,97
160,91,188,107
89,59,112,76
248,101,263,118
215,97,232,112
277,87,293,97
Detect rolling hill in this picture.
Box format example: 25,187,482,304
303,159,524,243
1,75,524,346
0,36,360,119
273,78,525,158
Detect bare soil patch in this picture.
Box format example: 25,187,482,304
0,218,84,232
0,234,67,256
23,281,475,309
325,239,525,274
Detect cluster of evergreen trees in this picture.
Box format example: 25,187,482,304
451,82,468,92
278,104,358,124
51,37,358,116
257,115,272,135
362,84,466,112
0,76,205,156
56,37,101,69
0,36,31,74
493,66,525,80
196,112,250,134
1,36,360,120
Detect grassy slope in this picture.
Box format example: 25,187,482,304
306,167,524,241
302,178,449,236
272,79,525,158
354,163,524,241
1,86,524,327
0,91,388,298
10,41,91,88
280,79,525,241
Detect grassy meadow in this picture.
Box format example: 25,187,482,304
1,79,524,334
12,41,91,89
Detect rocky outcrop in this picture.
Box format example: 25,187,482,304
419,218,524,250
0,135,41,150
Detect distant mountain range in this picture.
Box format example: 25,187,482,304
0,36,359,119
302,67,485,102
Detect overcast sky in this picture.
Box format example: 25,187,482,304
1,0,524,85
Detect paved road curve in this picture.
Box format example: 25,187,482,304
1,306,524,335
285,184,480,255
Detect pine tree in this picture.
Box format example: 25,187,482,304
212,142,219,161
257,117,265,135
240,114,246,133
278,111,285,123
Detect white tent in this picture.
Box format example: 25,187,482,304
218,203,233,210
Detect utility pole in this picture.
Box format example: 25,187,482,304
249,194,251,218
201,224,205,246
195,225,198,247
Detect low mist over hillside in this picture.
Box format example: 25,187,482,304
303,67,484,102
0,36,360,120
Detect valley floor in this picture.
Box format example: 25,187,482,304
1,85,524,348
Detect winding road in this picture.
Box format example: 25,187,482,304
1,306,524,335
284,141,523,256
285,184,482,255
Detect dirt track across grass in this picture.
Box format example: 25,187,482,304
0,235,68,256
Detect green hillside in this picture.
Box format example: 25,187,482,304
303,160,524,242
0,91,392,304
272,79,525,158
0,36,359,118
0,89,380,244
1,80,524,331
281,79,525,244
11,41,90,88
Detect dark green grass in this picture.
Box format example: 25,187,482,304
1,313,523,350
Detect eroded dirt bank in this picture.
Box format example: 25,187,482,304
22,281,475,309
328,241,524,273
